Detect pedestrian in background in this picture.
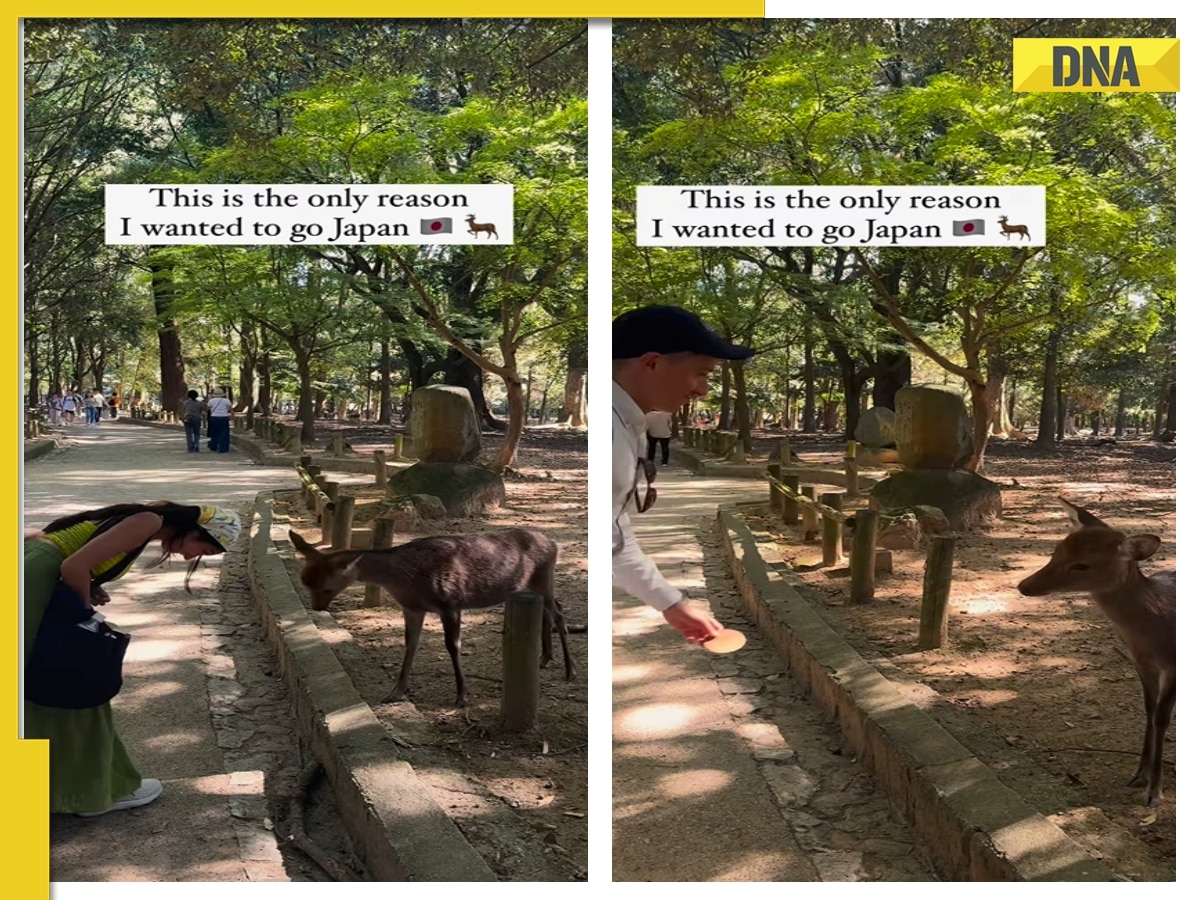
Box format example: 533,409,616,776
206,388,232,453
181,390,205,453
645,409,673,466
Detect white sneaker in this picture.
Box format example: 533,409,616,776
77,778,163,817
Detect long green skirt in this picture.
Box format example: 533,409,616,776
24,540,142,814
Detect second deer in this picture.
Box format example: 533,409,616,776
465,214,498,239
1018,499,1175,806
289,526,574,706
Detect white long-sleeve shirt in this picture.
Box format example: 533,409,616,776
612,382,683,612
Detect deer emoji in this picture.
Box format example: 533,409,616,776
997,216,1031,241
465,214,498,239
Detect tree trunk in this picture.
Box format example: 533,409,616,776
732,359,752,451
446,348,503,429
558,337,587,426
493,374,525,471
871,346,911,410
26,330,40,405
802,320,817,432
821,399,839,431
561,367,585,426
296,354,316,442
718,361,733,430
236,324,255,413
255,344,272,416
964,380,990,473
524,364,535,419
150,256,188,414
1158,379,1176,439
840,361,863,440
1114,387,1127,437
377,335,393,425
1037,320,1061,449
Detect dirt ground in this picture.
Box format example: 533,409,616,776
742,433,1175,881
282,425,588,881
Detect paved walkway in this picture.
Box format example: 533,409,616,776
612,467,934,882
24,422,303,881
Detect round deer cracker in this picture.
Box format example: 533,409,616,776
702,628,746,654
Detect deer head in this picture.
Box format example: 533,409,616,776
288,530,361,611
1017,499,1162,597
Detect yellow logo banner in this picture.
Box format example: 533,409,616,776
1013,38,1179,92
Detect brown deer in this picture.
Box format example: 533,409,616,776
465,214,497,239
997,215,1030,241
288,527,574,707
1017,499,1175,806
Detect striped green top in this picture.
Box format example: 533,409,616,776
42,519,140,581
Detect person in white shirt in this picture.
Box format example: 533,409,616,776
206,387,233,453
644,409,673,465
613,305,754,644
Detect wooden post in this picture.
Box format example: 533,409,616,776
780,437,791,464
321,500,335,545
331,495,355,550
766,463,782,510
333,433,346,457
500,590,543,732
801,484,819,541
363,518,395,608
393,434,405,461
299,454,312,471
845,440,860,499
373,449,388,487
820,492,843,567
325,480,340,502
918,536,956,650
781,470,801,525
305,464,322,511
850,509,880,605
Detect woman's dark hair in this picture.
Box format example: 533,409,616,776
187,389,199,400
44,502,225,592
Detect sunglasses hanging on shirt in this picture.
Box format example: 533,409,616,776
635,458,658,513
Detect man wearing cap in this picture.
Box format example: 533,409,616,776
612,305,755,643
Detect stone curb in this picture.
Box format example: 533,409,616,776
23,437,58,461
717,502,1115,882
246,491,496,882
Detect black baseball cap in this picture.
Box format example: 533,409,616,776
612,305,754,360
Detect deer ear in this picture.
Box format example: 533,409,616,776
1125,535,1162,561
334,555,364,579
1060,498,1106,531
288,530,321,559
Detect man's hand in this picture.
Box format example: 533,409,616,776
662,601,724,645
90,585,112,606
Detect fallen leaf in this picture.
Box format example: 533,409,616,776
1141,812,1158,826
542,740,550,755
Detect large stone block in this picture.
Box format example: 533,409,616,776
410,385,481,463
855,407,897,448
387,462,504,518
869,470,1001,532
894,385,973,470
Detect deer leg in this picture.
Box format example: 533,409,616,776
384,607,426,703
540,606,554,668
440,610,468,708
1145,676,1176,807
551,597,574,682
